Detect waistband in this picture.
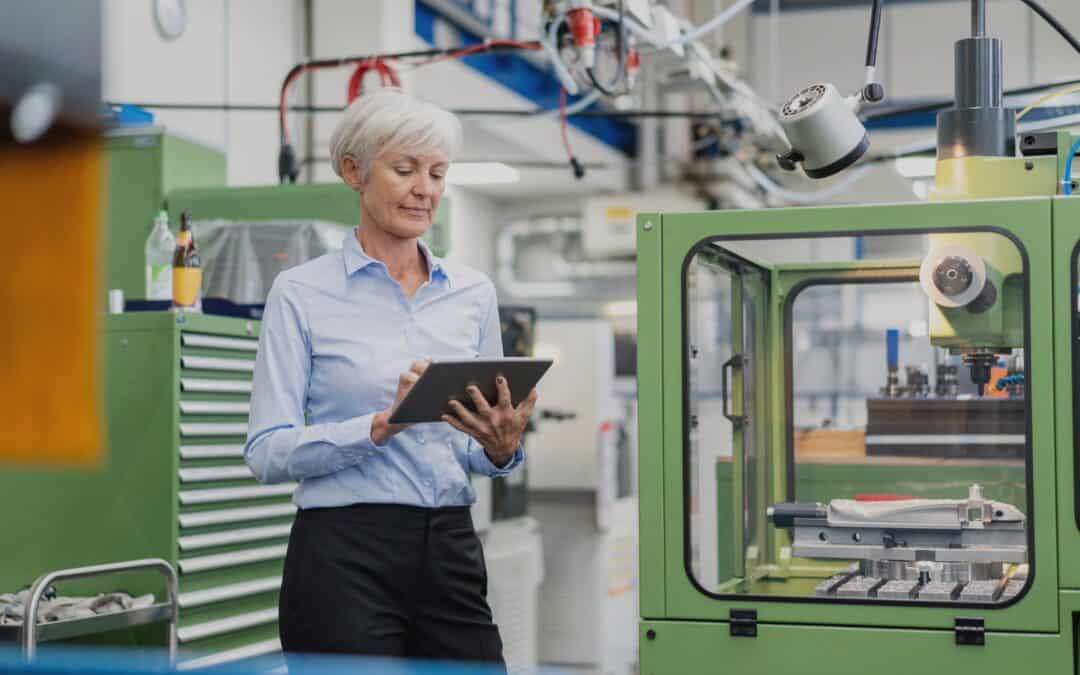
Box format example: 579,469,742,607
297,502,474,530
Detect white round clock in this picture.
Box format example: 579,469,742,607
153,0,187,41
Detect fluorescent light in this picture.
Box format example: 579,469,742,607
894,156,936,179
447,162,520,185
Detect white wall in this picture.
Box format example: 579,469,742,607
445,186,502,275
102,0,306,186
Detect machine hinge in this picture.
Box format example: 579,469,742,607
954,617,985,646
730,609,757,637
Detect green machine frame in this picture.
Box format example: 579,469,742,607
636,197,1080,673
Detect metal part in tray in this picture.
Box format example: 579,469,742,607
0,558,178,662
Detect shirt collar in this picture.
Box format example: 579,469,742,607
343,228,452,287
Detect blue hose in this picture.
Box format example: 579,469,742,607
995,373,1025,391
1064,136,1080,195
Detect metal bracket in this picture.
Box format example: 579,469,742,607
730,609,757,638
954,617,985,646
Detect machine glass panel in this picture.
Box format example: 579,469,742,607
684,230,1030,605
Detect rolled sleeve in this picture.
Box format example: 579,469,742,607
244,277,384,484
468,440,524,477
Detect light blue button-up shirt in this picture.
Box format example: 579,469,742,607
244,230,523,509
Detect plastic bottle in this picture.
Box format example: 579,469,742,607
172,211,203,312
144,210,175,300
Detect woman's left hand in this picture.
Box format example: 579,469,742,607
443,376,537,468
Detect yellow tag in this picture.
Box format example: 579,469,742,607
605,205,634,221
0,132,102,465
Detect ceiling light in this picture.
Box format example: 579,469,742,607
894,156,936,179
447,162,520,185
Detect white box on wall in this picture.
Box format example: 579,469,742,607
528,319,617,491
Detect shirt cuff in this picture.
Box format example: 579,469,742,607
472,442,524,477
327,413,386,470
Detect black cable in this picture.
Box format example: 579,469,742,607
1017,0,1080,56
866,0,883,68
585,0,630,97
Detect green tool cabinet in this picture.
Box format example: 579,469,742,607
0,311,287,667
116,311,287,667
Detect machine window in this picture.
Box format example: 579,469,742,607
684,231,1031,605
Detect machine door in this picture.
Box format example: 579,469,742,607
681,244,768,590
1053,197,1080,590
654,200,1057,634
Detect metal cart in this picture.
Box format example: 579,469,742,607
0,558,179,662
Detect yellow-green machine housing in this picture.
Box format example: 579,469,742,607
635,194,1080,673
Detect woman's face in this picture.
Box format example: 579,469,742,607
354,150,449,240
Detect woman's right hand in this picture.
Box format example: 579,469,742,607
371,359,430,444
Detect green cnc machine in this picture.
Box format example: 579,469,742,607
635,2,1080,670
636,193,1080,673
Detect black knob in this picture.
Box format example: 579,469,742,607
776,150,804,171
933,256,973,296
862,82,885,103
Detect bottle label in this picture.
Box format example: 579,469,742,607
173,268,203,308
146,264,172,300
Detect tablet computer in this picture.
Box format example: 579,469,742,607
388,358,553,425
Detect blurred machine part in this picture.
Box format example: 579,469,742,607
482,517,544,675
1,0,103,464
0,1,101,144
528,319,637,674
493,306,538,521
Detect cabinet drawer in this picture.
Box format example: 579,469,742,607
178,524,292,552
182,334,258,352
181,378,253,394
179,504,296,528
179,484,295,506
180,444,245,460
179,544,288,574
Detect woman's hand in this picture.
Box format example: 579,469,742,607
371,359,430,445
442,376,538,468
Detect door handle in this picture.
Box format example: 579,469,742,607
721,354,748,426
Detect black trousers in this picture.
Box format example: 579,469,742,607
279,503,505,668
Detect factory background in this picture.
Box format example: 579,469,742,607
3,0,1080,673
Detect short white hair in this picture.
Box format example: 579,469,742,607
329,88,463,179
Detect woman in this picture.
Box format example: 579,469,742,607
245,88,536,667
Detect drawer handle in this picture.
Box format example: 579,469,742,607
178,575,282,608
179,484,295,505
177,607,278,642
179,444,244,460
179,524,292,552
179,504,296,529
178,544,287,575
181,356,255,373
